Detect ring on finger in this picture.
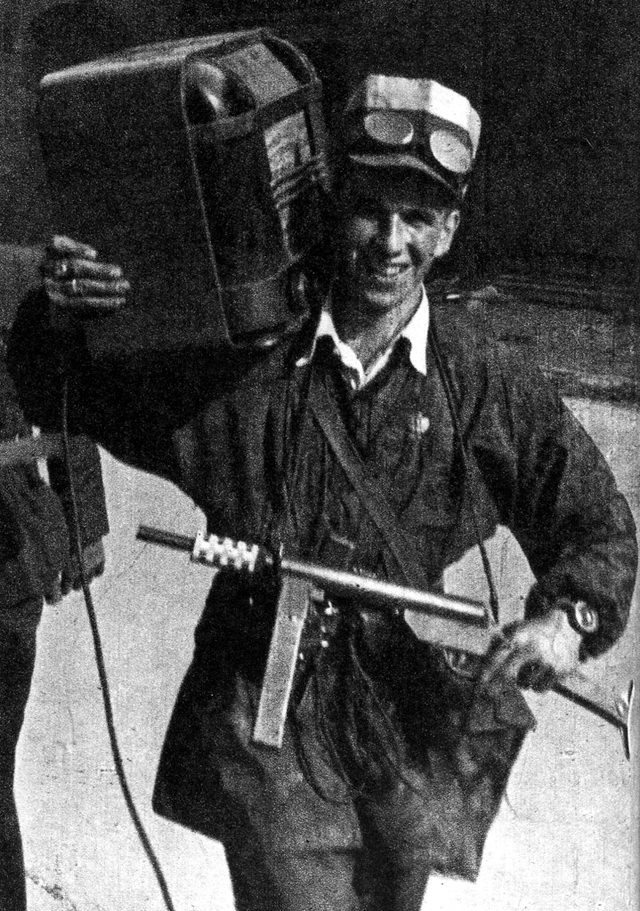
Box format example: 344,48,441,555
55,260,71,279
68,277,80,296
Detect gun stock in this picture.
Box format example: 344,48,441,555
136,525,633,758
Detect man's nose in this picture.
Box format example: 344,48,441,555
377,213,405,254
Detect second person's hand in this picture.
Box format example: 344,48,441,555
41,235,130,317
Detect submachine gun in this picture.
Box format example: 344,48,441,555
136,525,634,760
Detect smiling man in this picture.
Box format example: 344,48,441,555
312,78,466,385
330,166,459,372
9,75,637,911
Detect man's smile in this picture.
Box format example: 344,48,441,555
362,261,411,283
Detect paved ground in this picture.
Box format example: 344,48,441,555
14,302,640,911
464,283,640,404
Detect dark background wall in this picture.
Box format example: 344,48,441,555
1,0,638,299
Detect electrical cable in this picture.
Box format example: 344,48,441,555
60,375,177,911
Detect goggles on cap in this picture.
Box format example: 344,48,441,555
341,76,481,202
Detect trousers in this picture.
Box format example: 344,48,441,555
0,598,42,911
155,654,439,911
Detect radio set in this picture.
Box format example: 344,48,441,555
37,30,330,358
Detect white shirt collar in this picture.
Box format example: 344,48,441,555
296,287,430,389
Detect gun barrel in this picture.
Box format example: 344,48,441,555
281,557,488,625
136,524,487,624
137,525,195,552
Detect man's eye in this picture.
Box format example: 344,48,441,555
353,199,379,219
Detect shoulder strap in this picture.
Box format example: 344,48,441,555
307,365,430,590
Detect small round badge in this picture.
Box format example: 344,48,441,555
363,111,414,148
430,129,472,174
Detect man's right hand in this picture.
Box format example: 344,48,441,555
41,235,130,317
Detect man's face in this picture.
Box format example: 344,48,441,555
335,166,460,316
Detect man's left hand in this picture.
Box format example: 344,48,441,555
480,609,583,693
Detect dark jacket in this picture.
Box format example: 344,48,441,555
12,291,633,650
8,288,638,877
0,342,108,609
